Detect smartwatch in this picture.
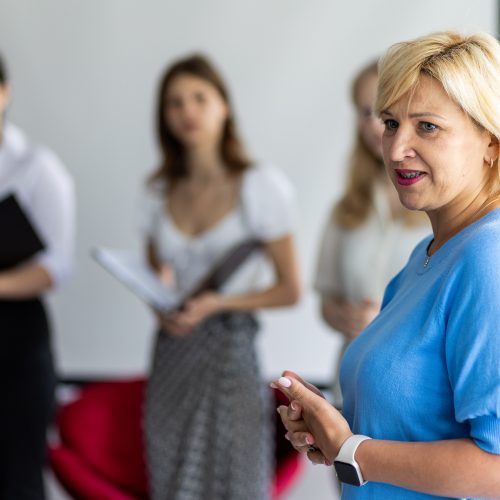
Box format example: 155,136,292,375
333,434,371,486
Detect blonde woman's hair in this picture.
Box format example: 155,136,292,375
376,31,500,195
334,61,424,228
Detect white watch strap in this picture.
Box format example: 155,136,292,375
335,434,372,464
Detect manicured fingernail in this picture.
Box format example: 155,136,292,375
278,376,292,388
270,382,278,389
290,401,298,411
285,433,291,441
276,407,281,414
305,436,314,445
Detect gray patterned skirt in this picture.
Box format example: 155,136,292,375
145,312,272,500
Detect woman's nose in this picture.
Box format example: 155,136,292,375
384,128,416,163
177,99,197,119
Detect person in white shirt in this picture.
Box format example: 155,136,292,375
140,54,301,500
0,53,75,500
314,60,429,408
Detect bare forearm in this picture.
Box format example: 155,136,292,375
219,281,301,312
357,438,500,498
0,263,53,299
321,297,379,340
321,298,356,338
321,299,345,332
218,235,301,312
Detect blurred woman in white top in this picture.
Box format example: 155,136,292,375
314,60,428,407
0,52,74,500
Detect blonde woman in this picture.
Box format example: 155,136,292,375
276,31,500,499
315,61,428,407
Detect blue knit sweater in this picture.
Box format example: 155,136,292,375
340,209,500,500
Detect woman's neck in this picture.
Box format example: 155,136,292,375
427,192,500,255
185,145,227,184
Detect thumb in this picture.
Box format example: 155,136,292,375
274,375,324,410
283,370,325,398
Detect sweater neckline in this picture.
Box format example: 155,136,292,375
416,208,500,274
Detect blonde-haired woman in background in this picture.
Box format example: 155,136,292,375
275,31,500,499
315,60,428,407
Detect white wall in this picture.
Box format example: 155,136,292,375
0,1,496,386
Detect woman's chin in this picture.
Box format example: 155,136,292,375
179,132,219,150
398,194,425,212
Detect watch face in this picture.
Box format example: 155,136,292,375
334,461,362,486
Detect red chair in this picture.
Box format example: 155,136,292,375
49,379,302,499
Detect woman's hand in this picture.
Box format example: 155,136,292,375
277,400,331,466
154,293,224,336
323,298,380,340
273,371,353,464
155,311,194,337
161,292,224,333
152,260,223,336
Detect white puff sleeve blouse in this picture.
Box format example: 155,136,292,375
240,164,296,241
138,163,296,295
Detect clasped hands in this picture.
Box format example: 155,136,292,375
155,291,223,336
325,298,380,340
272,371,353,466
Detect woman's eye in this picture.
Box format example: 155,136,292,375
194,93,206,104
359,107,373,119
419,121,438,132
383,119,398,131
166,98,182,109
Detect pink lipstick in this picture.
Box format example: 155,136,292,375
395,169,426,186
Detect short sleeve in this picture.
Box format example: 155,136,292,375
137,182,165,239
29,148,75,288
444,238,500,454
241,164,296,241
313,216,342,298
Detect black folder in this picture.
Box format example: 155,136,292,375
0,194,45,270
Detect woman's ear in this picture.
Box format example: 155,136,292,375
486,133,499,164
0,84,10,115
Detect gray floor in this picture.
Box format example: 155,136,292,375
284,460,340,500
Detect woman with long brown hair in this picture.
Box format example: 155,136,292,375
314,60,428,407
139,54,301,499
